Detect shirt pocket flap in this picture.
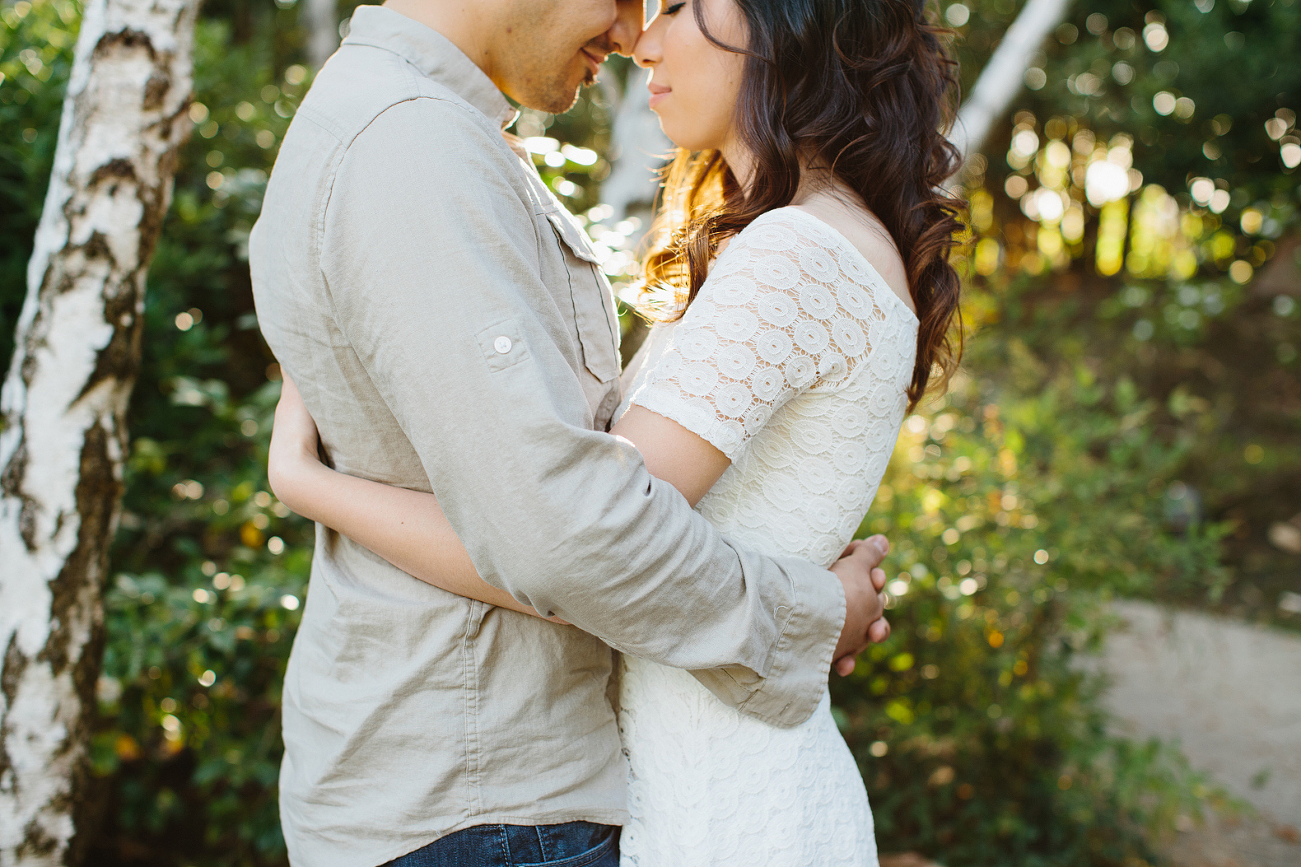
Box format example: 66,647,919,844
542,212,621,384
544,209,602,264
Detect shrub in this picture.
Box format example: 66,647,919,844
835,323,1230,865
0,0,75,367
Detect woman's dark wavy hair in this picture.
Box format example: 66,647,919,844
639,0,967,409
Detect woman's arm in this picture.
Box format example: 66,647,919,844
270,375,730,617
270,376,726,618
609,406,730,507
268,374,552,619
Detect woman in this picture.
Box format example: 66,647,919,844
269,0,964,862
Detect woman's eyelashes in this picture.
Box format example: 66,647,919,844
664,2,685,14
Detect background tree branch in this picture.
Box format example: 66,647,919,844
952,0,1074,164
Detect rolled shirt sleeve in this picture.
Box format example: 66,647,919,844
319,97,845,726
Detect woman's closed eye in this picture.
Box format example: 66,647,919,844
663,2,685,14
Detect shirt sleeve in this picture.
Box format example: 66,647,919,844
629,211,887,460
317,98,844,727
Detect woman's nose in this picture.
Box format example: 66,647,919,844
633,17,663,67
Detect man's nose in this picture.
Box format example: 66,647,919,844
606,0,646,57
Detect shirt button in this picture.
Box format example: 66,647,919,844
494,336,513,354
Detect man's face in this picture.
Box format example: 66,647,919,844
492,0,644,114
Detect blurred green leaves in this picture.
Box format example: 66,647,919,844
837,335,1233,864
0,0,76,370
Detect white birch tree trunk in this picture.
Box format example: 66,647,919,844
0,0,200,861
303,0,339,71
951,0,1075,163
599,67,671,228
597,66,671,363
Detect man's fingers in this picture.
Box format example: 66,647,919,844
868,617,891,644
832,538,896,668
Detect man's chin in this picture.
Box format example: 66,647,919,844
529,80,585,115
528,92,580,116
505,68,581,114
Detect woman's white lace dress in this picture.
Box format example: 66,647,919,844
616,207,918,867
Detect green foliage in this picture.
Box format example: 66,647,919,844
1,6,318,862
835,328,1232,864
971,258,1300,619
951,0,1301,623
0,0,76,371
84,15,318,866
1023,0,1301,198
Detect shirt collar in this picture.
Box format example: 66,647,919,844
342,5,519,129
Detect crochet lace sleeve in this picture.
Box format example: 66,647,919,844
627,210,912,460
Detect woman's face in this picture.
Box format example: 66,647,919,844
633,0,748,154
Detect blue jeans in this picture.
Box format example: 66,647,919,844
385,822,620,867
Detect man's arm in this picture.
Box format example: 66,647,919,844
315,97,867,725
269,373,890,659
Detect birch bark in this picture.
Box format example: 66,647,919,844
597,66,671,363
0,0,200,862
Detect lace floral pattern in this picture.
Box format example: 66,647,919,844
617,208,917,866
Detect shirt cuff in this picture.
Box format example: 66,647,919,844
690,557,846,728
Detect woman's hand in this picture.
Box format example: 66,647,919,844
268,372,328,521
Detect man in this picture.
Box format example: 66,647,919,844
249,2,891,865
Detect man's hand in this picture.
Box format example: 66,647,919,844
830,535,892,676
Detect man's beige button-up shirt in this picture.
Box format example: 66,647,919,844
249,7,846,866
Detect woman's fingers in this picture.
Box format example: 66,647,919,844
274,373,321,449
838,534,890,561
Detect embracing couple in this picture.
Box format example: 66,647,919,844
249,0,964,864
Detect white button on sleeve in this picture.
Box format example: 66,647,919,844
494,335,513,354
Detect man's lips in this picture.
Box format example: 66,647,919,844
580,49,605,77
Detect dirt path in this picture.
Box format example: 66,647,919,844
1096,600,1301,867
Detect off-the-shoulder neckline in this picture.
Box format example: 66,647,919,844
749,206,919,323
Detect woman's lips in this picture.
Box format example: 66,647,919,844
648,84,670,108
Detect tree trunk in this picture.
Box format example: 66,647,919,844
599,67,671,229
598,65,671,364
951,0,1075,164
303,0,339,71
0,0,200,861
